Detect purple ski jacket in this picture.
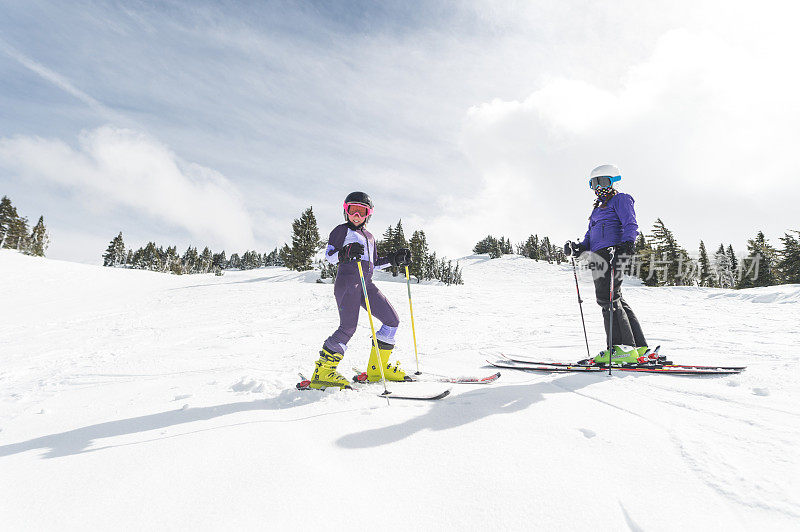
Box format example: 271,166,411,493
580,192,639,252
324,223,391,276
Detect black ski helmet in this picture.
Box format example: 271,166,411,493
343,191,373,224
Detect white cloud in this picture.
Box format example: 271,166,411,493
0,127,256,250
446,27,800,254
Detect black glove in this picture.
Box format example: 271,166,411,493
338,242,364,263
564,241,586,258
615,240,636,257
390,248,412,267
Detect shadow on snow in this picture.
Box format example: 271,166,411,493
336,373,600,449
0,388,323,459
2,373,604,459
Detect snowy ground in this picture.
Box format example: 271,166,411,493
1,249,798,530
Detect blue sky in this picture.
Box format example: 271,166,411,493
1,0,799,263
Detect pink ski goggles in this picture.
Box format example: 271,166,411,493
344,202,373,217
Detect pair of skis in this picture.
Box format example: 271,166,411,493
487,353,746,375
295,370,501,400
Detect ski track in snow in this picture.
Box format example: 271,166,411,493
1,250,798,530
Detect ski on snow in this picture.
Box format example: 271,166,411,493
498,353,745,371
495,352,746,372
352,367,501,385
486,359,744,375
295,374,451,400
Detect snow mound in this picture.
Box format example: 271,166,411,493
706,284,800,304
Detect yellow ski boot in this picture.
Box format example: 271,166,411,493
309,348,351,390
366,340,409,382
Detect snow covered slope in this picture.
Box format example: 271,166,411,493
1,250,798,530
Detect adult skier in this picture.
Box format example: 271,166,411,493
307,191,413,389
564,164,649,365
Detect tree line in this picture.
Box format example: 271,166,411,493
103,232,284,276
474,234,568,264
632,218,800,288
471,218,800,288
374,219,463,285
0,195,50,257
102,205,463,285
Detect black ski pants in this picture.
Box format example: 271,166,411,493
592,249,647,348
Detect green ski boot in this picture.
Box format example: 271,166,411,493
592,345,649,366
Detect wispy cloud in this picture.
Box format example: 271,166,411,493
0,127,256,250
0,38,121,122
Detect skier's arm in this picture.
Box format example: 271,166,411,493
374,245,391,270
325,226,348,266
615,194,639,243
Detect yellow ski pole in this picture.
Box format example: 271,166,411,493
404,265,421,375
357,261,390,397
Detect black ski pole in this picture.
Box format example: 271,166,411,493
607,247,616,376
571,255,591,361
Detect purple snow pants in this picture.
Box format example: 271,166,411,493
323,261,399,355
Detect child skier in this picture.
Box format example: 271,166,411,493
564,164,650,365
307,191,413,389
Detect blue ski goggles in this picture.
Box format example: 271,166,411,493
589,175,621,190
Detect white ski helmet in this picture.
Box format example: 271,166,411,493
588,164,622,190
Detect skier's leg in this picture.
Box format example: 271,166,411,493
363,281,406,381
364,280,400,343
610,273,636,346
620,297,648,348
323,275,361,355
313,274,362,388
594,253,635,346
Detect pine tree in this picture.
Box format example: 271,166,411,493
10,214,30,251
392,220,408,250
277,245,291,267
713,244,735,288
199,247,213,273
212,251,227,270
0,196,15,247
182,247,199,273
442,259,454,285
777,230,800,284
228,252,241,269
738,231,778,288
132,242,163,271
473,235,499,255
408,230,429,281
502,237,513,255
634,233,657,286
424,251,437,280
648,218,692,286
166,246,182,274
241,250,261,270
263,248,278,267
726,244,738,274
103,232,126,266
377,225,395,258
539,236,552,263
519,234,540,260
698,241,711,286
452,262,464,285
286,206,322,271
